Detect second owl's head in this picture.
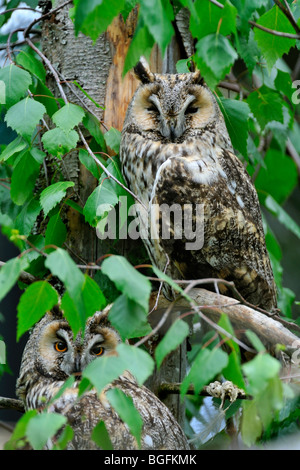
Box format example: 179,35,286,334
24,306,121,380
126,58,220,142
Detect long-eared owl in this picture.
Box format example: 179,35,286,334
16,307,190,450
120,60,277,312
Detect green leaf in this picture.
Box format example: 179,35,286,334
254,6,296,72
106,388,143,447
0,135,27,162
189,0,237,40
238,30,261,73
17,281,59,340
5,97,46,139
264,195,300,240
104,127,121,154
16,50,46,82
15,198,41,236
180,347,228,396
82,354,126,393
255,149,298,204
79,148,101,179
195,34,238,89
101,255,151,312
52,103,85,133
0,64,32,107
155,319,189,369
83,182,118,227
4,410,37,450
0,257,28,303
108,294,151,341
40,181,75,218
230,0,269,33
60,274,106,339
123,17,154,77
11,151,40,205
91,421,113,450
247,85,284,130
245,330,266,353
218,97,250,157
34,80,59,117
75,0,125,40
41,128,79,157
45,211,67,248
116,343,154,386
139,0,174,54
242,353,281,396
45,248,85,294
60,291,83,337
81,274,107,314
82,113,106,149
241,400,263,447
26,412,67,450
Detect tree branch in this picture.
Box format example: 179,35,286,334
149,288,300,357
0,397,24,413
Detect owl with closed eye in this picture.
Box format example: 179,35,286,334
16,307,190,450
120,60,277,312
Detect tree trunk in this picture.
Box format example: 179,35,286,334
41,2,191,426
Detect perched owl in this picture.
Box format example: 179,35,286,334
120,60,277,312
16,308,190,450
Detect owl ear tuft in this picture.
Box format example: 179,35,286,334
191,69,204,86
134,57,155,84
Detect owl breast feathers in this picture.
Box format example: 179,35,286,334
16,308,190,450
120,60,277,312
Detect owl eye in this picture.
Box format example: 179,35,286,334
91,344,104,356
54,341,67,353
147,104,159,113
185,105,198,115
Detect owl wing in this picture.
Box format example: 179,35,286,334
149,147,277,312
46,376,190,450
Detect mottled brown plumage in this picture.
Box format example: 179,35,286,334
16,307,189,450
120,60,277,311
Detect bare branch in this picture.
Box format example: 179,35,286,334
150,288,300,357
78,128,147,209
248,20,300,39
0,397,24,413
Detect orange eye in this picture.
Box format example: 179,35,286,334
91,345,104,356
54,341,67,353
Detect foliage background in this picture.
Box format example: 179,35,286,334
0,0,299,450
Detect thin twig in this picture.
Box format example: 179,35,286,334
26,37,68,104
78,128,147,209
248,20,300,39
134,300,176,348
273,0,300,35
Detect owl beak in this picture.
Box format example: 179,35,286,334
73,355,82,374
161,117,182,141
